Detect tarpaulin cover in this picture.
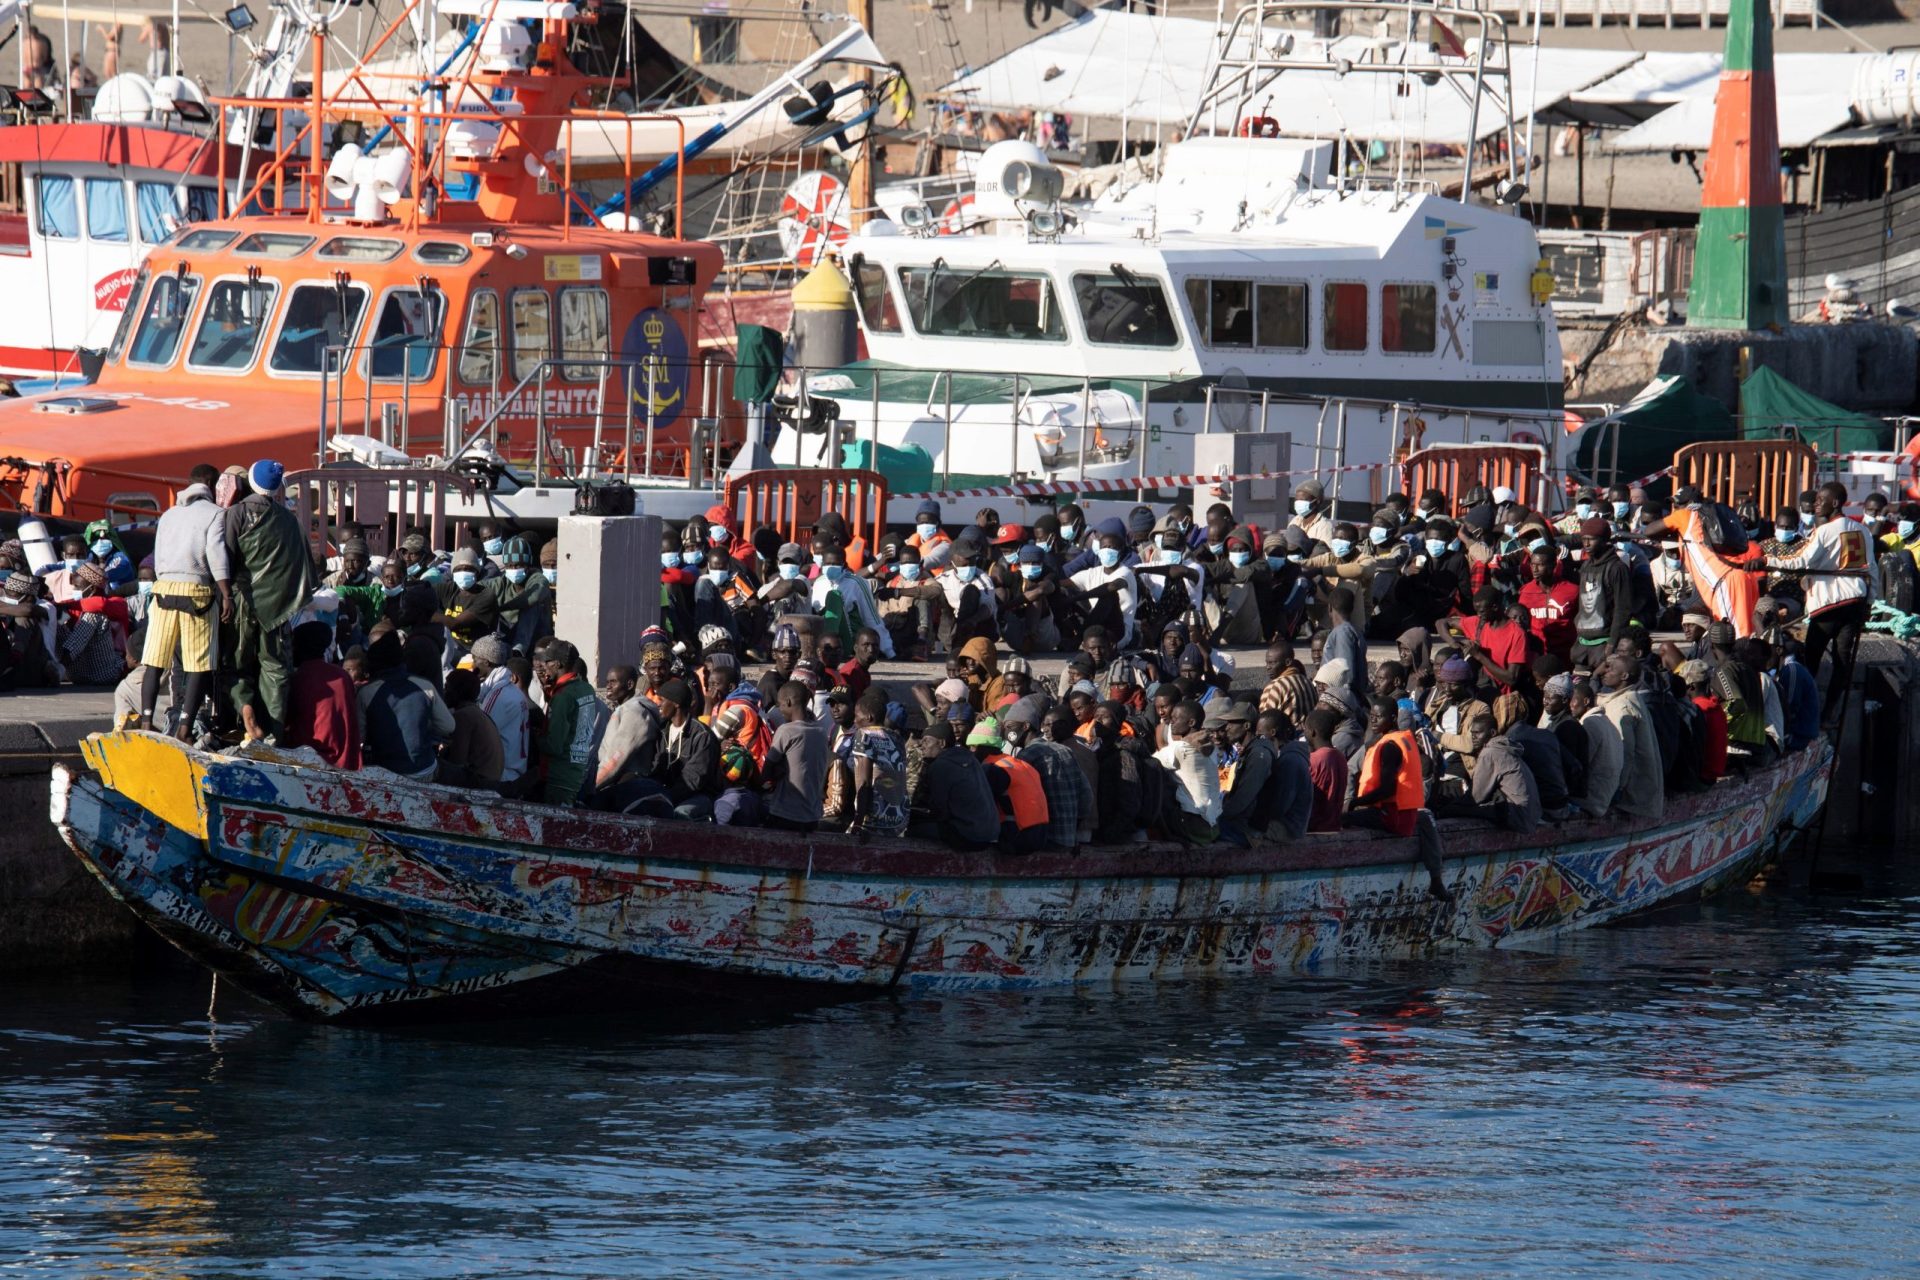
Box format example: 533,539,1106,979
1573,374,1735,488
732,324,784,404
1740,364,1888,456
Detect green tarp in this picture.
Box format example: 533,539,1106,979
731,324,783,404
1575,375,1736,489
1739,364,1889,456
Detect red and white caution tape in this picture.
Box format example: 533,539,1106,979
896,461,1385,503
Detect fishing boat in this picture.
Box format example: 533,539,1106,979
775,0,1570,523
0,0,888,531
53,729,1830,1020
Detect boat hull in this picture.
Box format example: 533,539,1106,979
54,735,1831,1022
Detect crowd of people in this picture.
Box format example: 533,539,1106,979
0,459,1882,872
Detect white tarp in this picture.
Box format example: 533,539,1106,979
1605,53,1868,152
941,10,1639,144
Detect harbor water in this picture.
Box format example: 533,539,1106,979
3,873,1918,1279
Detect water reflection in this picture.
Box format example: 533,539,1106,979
1,881,1917,1277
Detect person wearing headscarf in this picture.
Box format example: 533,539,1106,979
59,561,129,685
1396,626,1434,695
1432,655,1492,791
1310,657,1365,758
81,519,135,593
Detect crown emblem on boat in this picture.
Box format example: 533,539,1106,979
643,314,666,343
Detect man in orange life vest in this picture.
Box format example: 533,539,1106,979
970,716,1051,853
1350,696,1452,901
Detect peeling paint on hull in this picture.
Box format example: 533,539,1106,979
52,737,1832,1022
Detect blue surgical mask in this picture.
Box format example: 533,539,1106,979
136,580,153,597
1228,550,1251,568
1503,523,1517,538
543,568,558,585
779,563,803,581
681,550,704,567
899,563,922,581
1060,521,1079,540
916,522,938,541
63,558,82,572
1267,554,1287,570
1293,499,1312,516
956,564,980,583
1037,536,1055,552
1530,538,1550,553
1450,539,1463,552
452,570,478,590
1613,501,1631,519
1159,547,1182,565
1901,521,1916,541
706,568,729,585
660,552,679,570
407,562,424,577
506,568,528,584
823,564,846,583
483,538,505,556
1575,503,1594,521
1330,539,1353,558
383,584,402,597
1207,541,1225,555
91,539,114,558
709,528,730,545
1098,547,1122,568
1001,552,1018,565
1425,538,1448,559
1020,563,1044,580
1368,526,1389,545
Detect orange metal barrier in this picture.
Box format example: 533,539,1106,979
1673,441,1816,519
725,468,889,554
286,467,477,564
1401,443,1550,513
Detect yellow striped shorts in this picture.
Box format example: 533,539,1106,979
141,581,217,673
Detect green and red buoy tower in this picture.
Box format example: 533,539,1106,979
1686,0,1788,330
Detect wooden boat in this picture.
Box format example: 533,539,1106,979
52,729,1832,1022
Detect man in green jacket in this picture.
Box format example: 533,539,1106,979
533,638,604,805
222,459,314,740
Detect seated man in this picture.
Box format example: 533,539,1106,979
909,720,1000,851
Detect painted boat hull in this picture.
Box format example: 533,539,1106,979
53,733,1832,1022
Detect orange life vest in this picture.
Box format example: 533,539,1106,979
988,753,1050,831
1358,729,1425,815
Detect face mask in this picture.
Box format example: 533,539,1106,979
1174,519,1190,534
1160,547,1182,565
1368,526,1389,546
1207,541,1225,555
483,538,505,556
1529,538,1549,553
1503,523,1517,538
63,558,82,572
1575,503,1593,521
660,552,679,570
1901,521,1916,541
1613,502,1630,519
779,563,803,581
543,568,558,585
709,529,730,545
1267,554,1288,570
1330,539,1353,558
407,562,424,577
956,565,980,583
681,550,704,567
1037,536,1055,552
1228,550,1251,568
1020,563,1044,580
450,570,476,590
1419,504,1439,518
705,568,729,586
506,568,528,584
1098,547,1122,568
383,584,402,597
91,540,114,558
824,564,847,583
1425,538,1448,559
1664,550,1680,563
899,563,922,581
136,580,153,597
1061,521,1079,541
1293,499,1312,516
1001,552,1018,566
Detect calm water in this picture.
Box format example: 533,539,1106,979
3,876,1919,1279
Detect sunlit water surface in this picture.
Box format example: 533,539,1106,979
3,876,1918,1278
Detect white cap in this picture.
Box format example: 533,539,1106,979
1491,485,1517,506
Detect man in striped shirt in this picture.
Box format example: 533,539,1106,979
1257,639,1315,729
1765,481,1876,718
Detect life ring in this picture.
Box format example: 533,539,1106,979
1236,115,1280,139
940,193,976,235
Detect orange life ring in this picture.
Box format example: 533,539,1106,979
1237,116,1280,139
940,194,976,235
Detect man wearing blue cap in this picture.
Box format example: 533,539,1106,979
222,458,313,740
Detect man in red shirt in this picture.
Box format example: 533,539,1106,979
284,620,361,769
1452,586,1531,694
1303,707,1348,832
1517,544,1579,662
1679,659,1728,783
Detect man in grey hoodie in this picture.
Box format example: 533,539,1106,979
137,464,231,738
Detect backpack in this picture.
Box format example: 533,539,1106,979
1879,549,1918,613
1696,503,1750,556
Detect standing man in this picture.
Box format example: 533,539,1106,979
1765,480,1876,718
222,459,314,741
533,639,603,805
766,680,831,833
138,464,232,738
470,635,531,797
1572,517,1634,670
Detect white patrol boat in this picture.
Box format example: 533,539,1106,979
774,0,1567,522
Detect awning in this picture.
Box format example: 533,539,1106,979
1606,53,1869,153
940,9,1640,144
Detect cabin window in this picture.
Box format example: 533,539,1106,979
126,272,200,368
853,260,900,334
558,288,609,382
317,236,404,263
269,282,369,374
104,492,161,525
509,290,551,381
897,266,1065,342
1208,280,1256,348
459,290,500,385
85,178,128,243
177,228,236,252
1381,283,1436,354
234,232,314,258
1322,281,1368,352
1073,271,1178,347
107,266,149,363
187,278,280,372
0,162,23,213
1254,282,1307,349
185,186,218,224
136,182,180,243
36,175,77,240
367,288,443,381
414,241,471,265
